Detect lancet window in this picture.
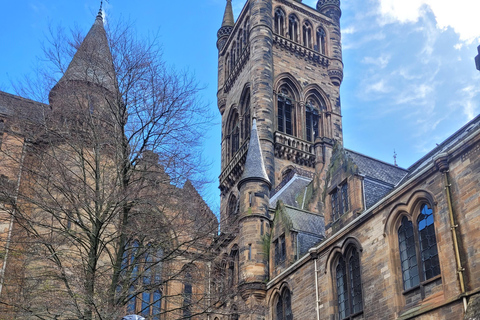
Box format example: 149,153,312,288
398,204,440,291
316,28,326,54
277,88,294,136
121,241,163,318
334,247,363,319
303,21,313,49
288,14,299,42
275,288,293,320
274,8,286,36
241,88,251,140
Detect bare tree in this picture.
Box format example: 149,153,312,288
0,15,219,320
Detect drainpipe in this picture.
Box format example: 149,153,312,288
310,251,320,320
434,154,467,312
0,139,27,297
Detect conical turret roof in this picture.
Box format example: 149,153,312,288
221,0,234,28
57,8,117,93
238,118,271,188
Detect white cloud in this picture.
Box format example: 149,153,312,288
377,0,480,43
362,54,391,68
459,85,480,119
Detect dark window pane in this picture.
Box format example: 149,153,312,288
341,183,349,213
284,290,293,320
306,111,312,142
153,290,161,318
398,217,419,290
278,100,284,133
276,296,283,320
336,257,350,319
141,292,150,316
127,285,136,314
285,104,293,135
417,205,440,280
349,249,363,314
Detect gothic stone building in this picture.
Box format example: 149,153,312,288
212,0,480,320
0,0,479,319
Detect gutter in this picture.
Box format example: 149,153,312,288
267,121,480,289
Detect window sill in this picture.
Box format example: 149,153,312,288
402,274,442,295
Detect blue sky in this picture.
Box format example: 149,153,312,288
0,0,479,214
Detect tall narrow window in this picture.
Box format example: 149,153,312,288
398,216,420,290
274,8,285,36
288,15,299,42
335,248,363,319
331,182,349,221
418,205,440,279
241,89,251,140
228,194,237,217
305,101,319,142
276,288,293,320
316,28,326,54
183,272,192,318
303,21,313,49
397,204,440,292
278,89,293,135
336,257,349,319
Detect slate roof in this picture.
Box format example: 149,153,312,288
239,119,270,186
269,174,312,208
283,205,325,236
345,149,408,186
0,91,47,123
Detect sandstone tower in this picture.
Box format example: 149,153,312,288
216,0,345,314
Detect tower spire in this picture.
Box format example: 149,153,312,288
96,1,103,21
238,119,271,188
217,0,234,50
221,0,234,29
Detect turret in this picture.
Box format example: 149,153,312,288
217,0,234,51
249,0,275,183
237,118,271,300
317,0,343,86
49,5,118,122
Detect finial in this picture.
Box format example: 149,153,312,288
96,0,103,21
252,107,257,120
393,149,398,167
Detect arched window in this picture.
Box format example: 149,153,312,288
277,88,294,136
398,204,440,291
274,8,285,36
302,21,313,49
334,248,363,319
231,42,236,67
225,53,230,80
241,89,251,140
183,271,193,318
121,241,163,317
244,18,250,43
227,110,240,159
228,247,239,287
316,28,326,54
288,15,299,42
276,288,293,320
305,98,321,142
228,194,238,217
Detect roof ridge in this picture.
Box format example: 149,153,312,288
344,148,408,171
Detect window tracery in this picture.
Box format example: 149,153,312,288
277,87,294,136
316,27,326,54
397,204,440,291
274,8,286,36
288,14,299,42
275,288,293,320
334,247,363,319
303,21,313,49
